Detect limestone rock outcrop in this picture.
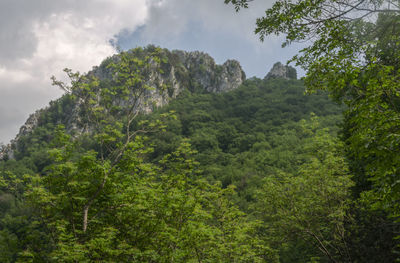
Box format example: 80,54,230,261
88,49,245,114
265,62,297,80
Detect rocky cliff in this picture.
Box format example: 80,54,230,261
1,46,246,159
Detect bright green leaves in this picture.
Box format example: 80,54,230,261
107,47,169,103
337,61,400,221
25,130,266,261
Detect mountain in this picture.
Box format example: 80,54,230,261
1,46,246,160
2,46,373,262
0,46,342,187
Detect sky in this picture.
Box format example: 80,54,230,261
0,0,304,144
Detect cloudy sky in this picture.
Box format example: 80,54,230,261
0,0,303,143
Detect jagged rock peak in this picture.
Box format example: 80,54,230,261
171,50,245,93
265,62,297,80
88,46,246,114
91,47,246,94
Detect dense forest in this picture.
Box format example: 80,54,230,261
0,0,399,261
0,46,396,262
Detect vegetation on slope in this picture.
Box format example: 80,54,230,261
0,45,397,262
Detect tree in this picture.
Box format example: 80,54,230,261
24,133,269,261
254,118,353,262
225,0,400,249
49,48,170,235
225,0,399,43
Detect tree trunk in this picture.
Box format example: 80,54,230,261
83,205,89,232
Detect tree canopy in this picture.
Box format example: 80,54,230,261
225,0,400,257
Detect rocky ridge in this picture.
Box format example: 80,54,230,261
1,47,246,159
88,48,246,113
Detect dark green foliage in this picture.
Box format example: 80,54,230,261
287,66,297,79
148,77,342,197
254,119,354,262
225,0,400,260
345,200,399,263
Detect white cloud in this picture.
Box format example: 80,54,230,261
0,0,149,143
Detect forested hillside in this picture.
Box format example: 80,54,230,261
0,46,397,262
225,0,400,262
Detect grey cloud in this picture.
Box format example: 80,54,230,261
0,0,74,142
142,0,270,41
0,106,26,144
0,80,62,143
0,0,61,63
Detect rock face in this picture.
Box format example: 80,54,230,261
89,49,245,114
174,51,245,93
1,47,246,160
265,62,297,80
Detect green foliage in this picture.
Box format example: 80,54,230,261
22,133,268,262
148,78,342,204
226,0,400,258
254,119,353,262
